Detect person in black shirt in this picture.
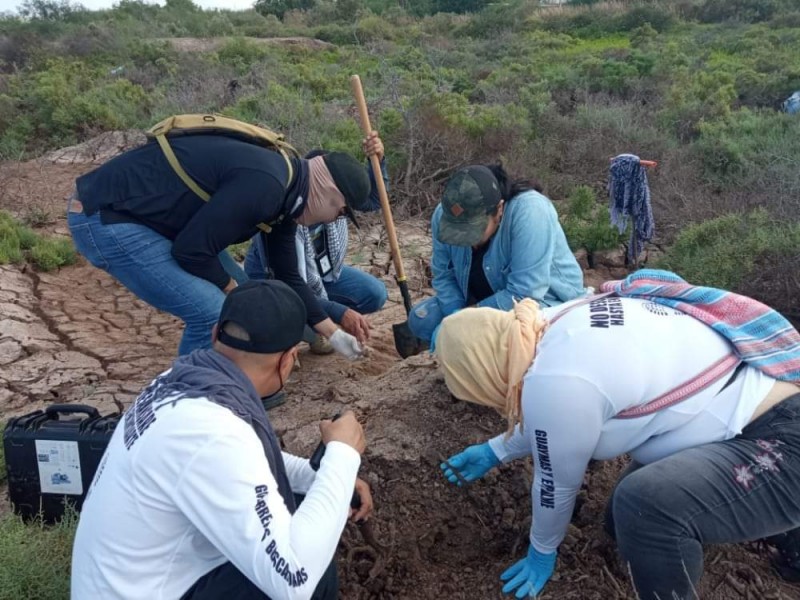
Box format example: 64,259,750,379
68,134,371,359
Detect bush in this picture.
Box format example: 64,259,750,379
696,0,783,24
661,69,737,140
561,185,625,255
30,237,77,271
692,108,800,216
0,211,77,271
254,0,315,20
657,209,800,291
0,510,76,600
4,60,150,151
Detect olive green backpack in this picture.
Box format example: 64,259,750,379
147,114,301,233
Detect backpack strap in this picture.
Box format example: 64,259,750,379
615,353,740,419
154,134,273,234
155,134,210,202
546,292,742,419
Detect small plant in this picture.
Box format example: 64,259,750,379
561,185,626,256
22,207,54,228
30,237,77,271
0,211,77,272
0,508,77,600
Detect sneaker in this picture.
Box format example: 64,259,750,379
309,334,334,355
262,391,287,411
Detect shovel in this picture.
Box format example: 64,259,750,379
350,74,427,359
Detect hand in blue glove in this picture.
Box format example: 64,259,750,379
440,442,500,486
500,546,557,598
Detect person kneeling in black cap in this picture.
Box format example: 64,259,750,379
71,280,373,600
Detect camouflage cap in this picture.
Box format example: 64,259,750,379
437,166,502,247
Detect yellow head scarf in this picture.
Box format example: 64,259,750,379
436,299,548,432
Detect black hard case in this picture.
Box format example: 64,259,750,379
3,404,119,523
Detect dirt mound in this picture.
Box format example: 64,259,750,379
269,356,796,600
161,37,335,53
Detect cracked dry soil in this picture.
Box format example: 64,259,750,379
1,156,799,599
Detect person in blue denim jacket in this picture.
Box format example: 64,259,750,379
408,164,586,345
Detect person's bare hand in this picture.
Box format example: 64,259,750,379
362,131,384,161
350,478,374,522
320,411,365,454
340,308,371,343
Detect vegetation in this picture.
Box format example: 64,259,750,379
0,211,77,271
0,509,77,600
561,185,626,255
656,210,800,318
0,2,798,597
0,0,798,303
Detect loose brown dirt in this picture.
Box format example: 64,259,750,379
1,147,798,599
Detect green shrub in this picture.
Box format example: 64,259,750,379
657,210,800,291
0,211,77,271
5,60,150,150
0,220,25,265
216,37,270,72
696,0,783,24
693,108,800,199
0,510,77,600
561,185,626,254
661,69,737,140
30,237,77,271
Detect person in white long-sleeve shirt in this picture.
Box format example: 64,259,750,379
71,280,372,600
436,294,800,599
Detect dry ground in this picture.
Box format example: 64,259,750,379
1,147,798,599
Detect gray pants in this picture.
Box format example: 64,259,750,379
605,393,800,599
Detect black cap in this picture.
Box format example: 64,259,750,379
323,152,371,229
217,280,306,354
437,166,502,247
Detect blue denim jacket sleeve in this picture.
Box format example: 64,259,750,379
366,158,389,212
477,195,560,311
431,204,467,315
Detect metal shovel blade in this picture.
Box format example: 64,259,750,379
392,321,427,359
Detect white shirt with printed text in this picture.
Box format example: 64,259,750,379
71,395,359,600
488,296,775,554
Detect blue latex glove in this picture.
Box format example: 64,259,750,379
440,442,500,485
500,546,557,598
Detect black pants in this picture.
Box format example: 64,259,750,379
180,559,338,600
181,494,338,600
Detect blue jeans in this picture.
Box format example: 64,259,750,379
245,240,386,316
606,393,800,599
67,204,247,356
323,265,387,315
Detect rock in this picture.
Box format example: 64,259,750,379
593,247,627,269
501,507,516,528
573,248,590,271
0,339,25,365
41,130,146,165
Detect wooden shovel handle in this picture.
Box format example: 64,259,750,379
350,74,407,282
